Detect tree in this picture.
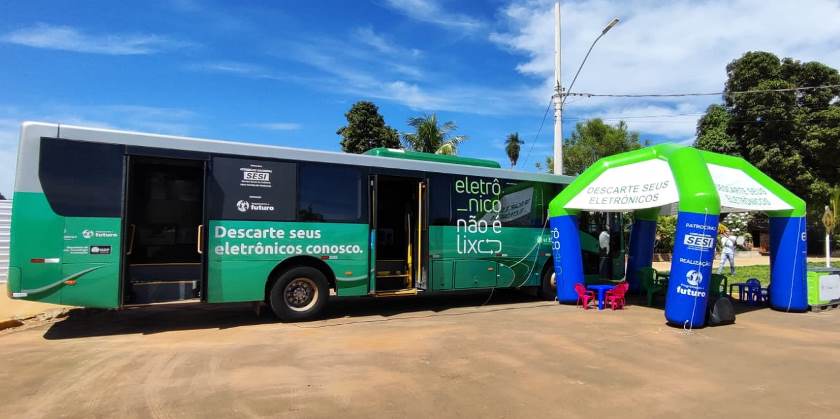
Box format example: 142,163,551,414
824,186,840,265
504,132,523,167
694,51,840,225
402,113,466,155
337,101,400,154
695,104,737,155
537,119,643,174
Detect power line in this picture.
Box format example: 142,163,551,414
565,84,840,99
562,113,840,125
562,112,705,121
520,96,553,168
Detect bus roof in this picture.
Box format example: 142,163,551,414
364,148,502,169
15,122,574,193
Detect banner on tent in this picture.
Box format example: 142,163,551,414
707,164,792,212
565,159,679,211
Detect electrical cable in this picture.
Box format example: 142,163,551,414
481,209,552,307
565,83,840,99
519,96,554,169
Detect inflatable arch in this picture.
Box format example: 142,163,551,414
548,143,807,327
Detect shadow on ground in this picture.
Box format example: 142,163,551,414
42,290,544,340
41,288,770,340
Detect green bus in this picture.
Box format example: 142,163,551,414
8,122,624,320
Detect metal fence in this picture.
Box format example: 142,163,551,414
0,200,11,282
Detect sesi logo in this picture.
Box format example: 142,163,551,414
244,171,269,181
683,233,713,249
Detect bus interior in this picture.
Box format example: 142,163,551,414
372,176,424,294
123,157,205,304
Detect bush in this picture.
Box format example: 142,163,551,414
655,215,677,252
721,212,754,250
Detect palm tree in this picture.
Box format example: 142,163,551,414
402,113,466,155
504,132,523,167
824,185,840,267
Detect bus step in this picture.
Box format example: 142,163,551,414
374,289,418,297
129,280,198,304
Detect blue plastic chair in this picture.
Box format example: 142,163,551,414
745,278,765,305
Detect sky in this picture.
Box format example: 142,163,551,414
2,0,840,197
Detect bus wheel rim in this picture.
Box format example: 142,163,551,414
284,277,318,312
550,272,556,289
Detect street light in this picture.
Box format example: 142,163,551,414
553,2,620,175
564,17,619,105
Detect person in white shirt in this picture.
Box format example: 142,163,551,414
599,229,611,279
717,231,736,275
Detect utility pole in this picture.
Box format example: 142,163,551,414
552,0,563,176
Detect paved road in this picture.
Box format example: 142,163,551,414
1,292,839,418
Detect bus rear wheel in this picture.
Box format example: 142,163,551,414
269,266,329,321
538,265,556,301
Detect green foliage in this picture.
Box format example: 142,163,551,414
695,104,737,155
721,212,754,250
655,215,677,252
402,113,466,155
826,185,840,247
694,51,840,222
504,132,523,167
538,119,643,175
536,156,553,174
337,101,400,154
829,186,840,233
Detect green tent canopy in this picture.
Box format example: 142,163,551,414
547,143,807,327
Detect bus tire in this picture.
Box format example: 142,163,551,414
269,266,329,321
538,264,556,301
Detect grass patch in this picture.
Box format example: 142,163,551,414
662,262,839,287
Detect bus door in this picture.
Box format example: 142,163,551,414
369,175,427,295
122,155,207,305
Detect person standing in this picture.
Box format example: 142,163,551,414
717,231,736,275
599,227,611,279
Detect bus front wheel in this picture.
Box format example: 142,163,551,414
269,266,329,321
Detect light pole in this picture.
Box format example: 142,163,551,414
553,1,619,175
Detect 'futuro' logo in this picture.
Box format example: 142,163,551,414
685,269,703,287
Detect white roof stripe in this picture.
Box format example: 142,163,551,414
15,122,574,193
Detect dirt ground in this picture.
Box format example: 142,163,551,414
1,293,839,419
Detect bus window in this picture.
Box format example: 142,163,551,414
298,163,364,222
428,174,453,225
39,138,123,217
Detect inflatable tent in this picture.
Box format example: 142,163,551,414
548,143,807,327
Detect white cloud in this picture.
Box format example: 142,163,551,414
383,0,483,31
2,23,192,55
288,45,531,114
244,122,302,131
491,0,840,140
353,26,421,58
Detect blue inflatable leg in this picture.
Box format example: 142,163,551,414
664,211,719,328
550,215,584,304
626,219,657,293
769,216,808,312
